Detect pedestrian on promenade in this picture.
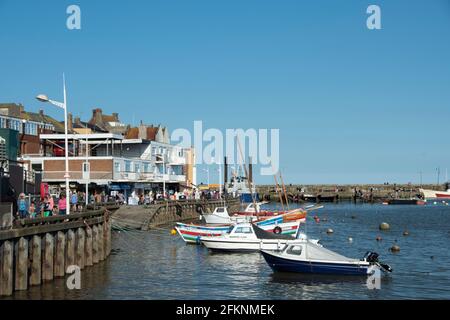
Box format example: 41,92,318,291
58,193,67,215
78,192,85,211
71,191,78,212
47,193,54,213
17,193,29,219
29,201,36,218
42,196,52,217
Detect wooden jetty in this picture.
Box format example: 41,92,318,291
0,207,115,297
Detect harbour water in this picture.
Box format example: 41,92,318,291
5,202,450,300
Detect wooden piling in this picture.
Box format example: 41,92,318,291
14,237,29,291
85,227,93,267
42,233,54,282
98,223,104,261
29,235,41,286
76,228,85,269
0,240,13,296
66,229,75,272
92,225,99,264
54,231,66,278
105,218,111,256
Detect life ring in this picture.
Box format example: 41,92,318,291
273,226,282,234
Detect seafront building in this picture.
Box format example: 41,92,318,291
0,103,196,201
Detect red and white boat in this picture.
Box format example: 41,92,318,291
420,188,450,199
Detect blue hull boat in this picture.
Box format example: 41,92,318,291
261,241,392,276
261,251,370,275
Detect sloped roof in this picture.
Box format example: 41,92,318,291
125,127,139,139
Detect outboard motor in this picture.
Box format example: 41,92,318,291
363,251,393,273
363,251,379,263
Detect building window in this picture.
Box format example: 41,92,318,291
114,162,121,172
24,122,38,136
143,162,151,173
9,119,21,132
134,163,141,173
125,160,132,172
0,117,6,129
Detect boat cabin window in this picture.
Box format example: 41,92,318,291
216,208,225,213
286,245,302,255
234,226,253,234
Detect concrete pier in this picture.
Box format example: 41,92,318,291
112,198,241,230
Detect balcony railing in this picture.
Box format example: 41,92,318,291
43,171,113,181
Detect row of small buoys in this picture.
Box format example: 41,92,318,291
403,230,410,236
170,228,177,235
390,244,401,253
326,228,334,234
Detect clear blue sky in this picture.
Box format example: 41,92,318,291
1,0,449,184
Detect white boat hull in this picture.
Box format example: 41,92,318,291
420,188,450,199
201,238,290,251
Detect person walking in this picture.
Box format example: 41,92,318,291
16,193,29,219
42,196,52,217
70,191,78,212
58,193,67,215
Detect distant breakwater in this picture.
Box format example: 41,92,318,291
256,184,443,203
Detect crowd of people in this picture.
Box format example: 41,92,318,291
124,188,224,205
15,190,88,220
15,188,227,220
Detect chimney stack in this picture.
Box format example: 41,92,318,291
92,108,103,124
67,113,73,131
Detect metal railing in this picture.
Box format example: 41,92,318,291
43,171,112,180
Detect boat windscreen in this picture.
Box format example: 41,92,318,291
251,224,293,240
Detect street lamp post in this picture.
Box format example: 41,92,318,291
36,74,70,215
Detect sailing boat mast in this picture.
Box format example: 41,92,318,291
273,174,285,211
236,137,259,213
279,172,290,211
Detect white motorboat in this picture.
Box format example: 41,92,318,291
261,240,392,275
200,222,315,252
200,207,250,224
420,188,450,200
200,206,307,225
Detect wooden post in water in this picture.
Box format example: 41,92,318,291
29,235,42,286
54,231,66,277
85,227,93,266
42,233,54,282
92,225,99,264
66,229,75,271
15,237,29,291
98,223,104,261
76,228,86,269
0,240,14,296
105,217,111,256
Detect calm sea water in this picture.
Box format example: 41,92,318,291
6,202,450,300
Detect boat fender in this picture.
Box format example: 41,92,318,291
273,226,282,234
